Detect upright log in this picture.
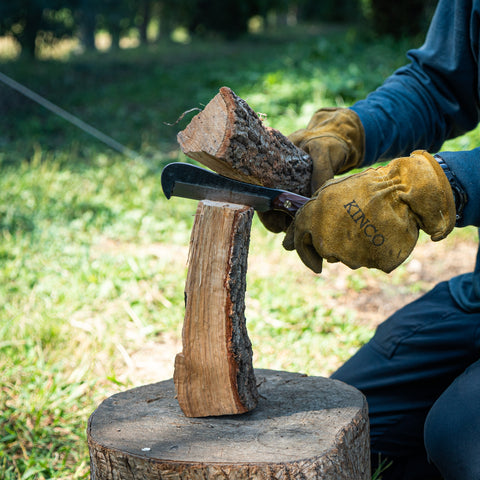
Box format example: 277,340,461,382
178,86,314,196
174,200,258,417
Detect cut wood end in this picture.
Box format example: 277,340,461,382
201,199,255,210
177,90,229,157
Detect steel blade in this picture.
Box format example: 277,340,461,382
161,163,279,212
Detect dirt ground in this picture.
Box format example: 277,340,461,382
120,233,478,386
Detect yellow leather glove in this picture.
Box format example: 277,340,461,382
258,108,365,233
283,151,456,273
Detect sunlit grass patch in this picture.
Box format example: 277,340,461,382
0,36,20,60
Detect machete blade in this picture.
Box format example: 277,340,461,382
161,162,309,216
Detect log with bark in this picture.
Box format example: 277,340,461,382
173,200,258,417
177,86,314,196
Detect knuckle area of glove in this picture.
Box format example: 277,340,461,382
311,197,410,271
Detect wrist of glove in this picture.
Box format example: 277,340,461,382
283,151,456,274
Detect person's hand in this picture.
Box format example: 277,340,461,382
258,108,365,233
289,107,365,193
283,151,456,273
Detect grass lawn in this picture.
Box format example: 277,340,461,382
1,24,479,479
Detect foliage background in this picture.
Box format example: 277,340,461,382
0,0,437,58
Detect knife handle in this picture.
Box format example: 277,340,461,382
272,192,310,217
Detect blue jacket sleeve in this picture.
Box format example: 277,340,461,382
437,149,480,227
350,0,480,226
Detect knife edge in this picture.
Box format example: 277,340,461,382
171,181,273,212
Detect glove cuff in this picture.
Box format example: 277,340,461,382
433,154,468,226
400,151,456,241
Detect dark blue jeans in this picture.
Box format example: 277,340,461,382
331,281,480,480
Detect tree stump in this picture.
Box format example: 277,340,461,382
174,200,258,417
177,86,314,196
88,369,370,479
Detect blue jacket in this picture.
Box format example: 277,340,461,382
351,0,480,311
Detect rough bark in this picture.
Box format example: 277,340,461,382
174,200,258,417
88,369,371,479
177,87,314,196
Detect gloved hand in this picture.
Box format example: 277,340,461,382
289,107,365,193
283,151,456,273
258,108,365,233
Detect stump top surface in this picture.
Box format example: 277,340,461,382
88,369,366,465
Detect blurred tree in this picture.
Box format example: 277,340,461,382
137,0,152,44
369,0,437,37
1,0,436,60
182,0,251,38
256,0,290,27
96,0,136,49
0,0,79,58
153,1,178,40
74,0,173,51
134,0,173,44
298,0,361,23
174,0,291,39
76,0,97,51
76,0,153,50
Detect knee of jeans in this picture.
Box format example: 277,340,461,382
424,409,447,470
424,404,480,479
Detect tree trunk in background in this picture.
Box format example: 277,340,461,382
370,0,435,37
138,0,152,44
79,0,97,51
110,28,121,50
20,7,43,58
157,0,176,40
298,0,360,23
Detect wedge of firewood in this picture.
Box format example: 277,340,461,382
174,200,258,417
177,87,313,197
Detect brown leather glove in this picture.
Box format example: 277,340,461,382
289,108,365,193
258,108,366,233
283,151,456,273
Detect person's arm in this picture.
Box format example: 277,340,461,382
351,0,480,166
437,149,480,226
283,0,480,274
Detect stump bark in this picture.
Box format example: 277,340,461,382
177,86,314,196
88,369,371,480
174,200,258,417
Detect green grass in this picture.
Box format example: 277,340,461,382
1,25,479,479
